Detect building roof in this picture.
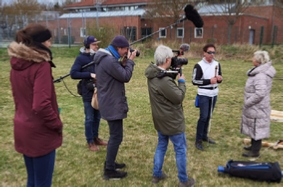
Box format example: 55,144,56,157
198,4,236,15
65,0,149,8
60,9,145,19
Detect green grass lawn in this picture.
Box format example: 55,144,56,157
1,48,283,187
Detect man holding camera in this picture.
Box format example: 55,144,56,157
93,35,137,180
70,36,107,152
145,45,195,187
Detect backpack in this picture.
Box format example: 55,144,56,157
218,160,282,183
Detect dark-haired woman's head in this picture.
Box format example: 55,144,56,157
16,23,52,48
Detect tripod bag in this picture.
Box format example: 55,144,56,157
218,160,282,183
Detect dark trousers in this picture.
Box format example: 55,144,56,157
196,95,217,141
251,138,262,153
23,150,56,187
105,119,123,170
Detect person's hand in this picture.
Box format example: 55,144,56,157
216,75,222,82
90,73,96,79
121,56,127,67
128,49,137,60
210,77,217,84
177,73,185,80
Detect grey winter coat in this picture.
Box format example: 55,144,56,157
241,61,276,140
145,63,186,135
93,48,135,121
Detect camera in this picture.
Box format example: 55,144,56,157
156,48,189,79
130,48,140,57
170,50,188,70
86,79,95,91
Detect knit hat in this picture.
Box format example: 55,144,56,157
85,36,100,45
32,29,52,43
110,35,129,48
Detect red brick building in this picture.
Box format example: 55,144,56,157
48,0,283,45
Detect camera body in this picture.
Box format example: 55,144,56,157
170,50,188,71
156,49,189,79
130,48,140,57
86,79,95,91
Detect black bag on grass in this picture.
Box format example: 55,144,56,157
218,160,282,183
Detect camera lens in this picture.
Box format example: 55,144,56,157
130,48,140,57
136,51,140,57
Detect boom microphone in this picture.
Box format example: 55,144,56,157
183,4,203,28
130,4,203,45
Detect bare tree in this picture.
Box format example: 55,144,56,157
201,0,251,44
145,0,193,21
145,0,202,39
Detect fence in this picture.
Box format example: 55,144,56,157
0,11,282,48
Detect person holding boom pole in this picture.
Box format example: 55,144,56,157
192,43,223,151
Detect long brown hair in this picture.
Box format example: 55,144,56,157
15,23,53,62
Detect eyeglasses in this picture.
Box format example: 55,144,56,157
207,51,216,55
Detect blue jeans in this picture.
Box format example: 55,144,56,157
196,95,217,141
24,150,56,187
83,102,101,144
105,119,123,170
153,132,188,183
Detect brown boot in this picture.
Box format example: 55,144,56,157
88,142,99,151
94,137,108,146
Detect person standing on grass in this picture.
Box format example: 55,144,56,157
145,44,195,187
192,43,223,151
70,36,108,152
93,35,137,180
241,50,276,158
8,23,62,187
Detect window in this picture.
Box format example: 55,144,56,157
177,27,184,38
194,28,203,38
159,28,166,38
122,26,137,42
141,28,152,41
80,28,86,37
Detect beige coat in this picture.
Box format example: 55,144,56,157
241,61,276,140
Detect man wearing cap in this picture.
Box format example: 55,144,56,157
70,36,108,152
93,35,137,180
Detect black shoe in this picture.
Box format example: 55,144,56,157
242,151,260,158
152,173,167,184
104,161,126,170
195,140,204,151
103,169,127,180
115,162,126,169
243,146,252,151
202,138,216,144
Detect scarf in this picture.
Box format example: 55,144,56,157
105,45,120,59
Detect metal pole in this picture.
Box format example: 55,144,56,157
96,0,100,28
182,17,184,43
57,13,60,44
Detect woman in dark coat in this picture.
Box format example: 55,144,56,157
241,50,276,158
8,23,63,186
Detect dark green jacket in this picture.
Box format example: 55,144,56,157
145,63,186,135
